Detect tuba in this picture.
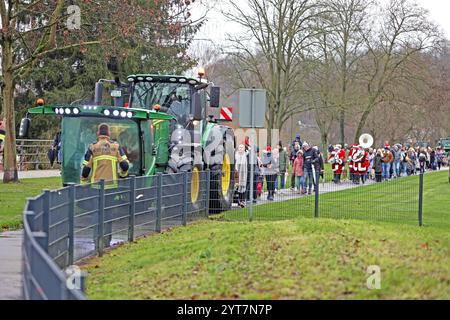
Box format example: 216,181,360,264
352,149,365,163
359,134,374,149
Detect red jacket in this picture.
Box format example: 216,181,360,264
293,156,304,177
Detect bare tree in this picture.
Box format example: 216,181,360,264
224,0,320,138
319,0,374,145
353,0,443,142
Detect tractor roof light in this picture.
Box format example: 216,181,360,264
127,112,133,118
120,111,127,118
198,67,206,78
104,109,111,116
113,110,120,117
127,76,135,82
73,108,80,115
65,108,71,115
37,98,45,106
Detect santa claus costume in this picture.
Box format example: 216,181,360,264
348,144,359,183
328,145,346,184
354,147,370,184
350,146,370,184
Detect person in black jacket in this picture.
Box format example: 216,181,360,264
302,142,319,195
313,146,325,182
374,149,383,182
244,137,259,203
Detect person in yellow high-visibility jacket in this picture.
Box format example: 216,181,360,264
81,123,129,249
0,118,5,171
81,123,129,186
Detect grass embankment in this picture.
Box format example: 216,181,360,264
0,177,62,230
84,171,450,300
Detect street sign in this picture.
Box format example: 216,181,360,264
219,107,233,121
439,138,450,151
238,88,266,128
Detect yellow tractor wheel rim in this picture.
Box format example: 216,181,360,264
191,167,200,204
221,153,231,197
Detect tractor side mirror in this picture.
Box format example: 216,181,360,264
210,86,220,108
107,56,119,74
19,117,31,138
192,92,202,121
94,82,104,105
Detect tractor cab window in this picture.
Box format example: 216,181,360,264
132,82,192,127
61,117,141,184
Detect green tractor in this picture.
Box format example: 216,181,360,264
20,72,236,212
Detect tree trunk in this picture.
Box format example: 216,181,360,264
339,109,345,145
2,38,19,183
354,108,371,145
321,132,328,156
266,108,275,147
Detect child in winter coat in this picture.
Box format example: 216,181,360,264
374,149,383,183
293,150,305,194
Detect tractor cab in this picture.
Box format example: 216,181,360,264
20,104,173,185
96,74,221,150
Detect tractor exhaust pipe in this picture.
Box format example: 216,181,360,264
94,82,104,105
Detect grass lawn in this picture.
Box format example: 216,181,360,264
226,171,450,231
0,177,62,230
83,171,450,300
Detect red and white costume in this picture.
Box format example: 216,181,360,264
328,146,346,174
351,147,369,174
348,144,359,174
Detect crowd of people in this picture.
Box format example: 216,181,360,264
328,142,449,185
234,135,326,207
234,135,449,208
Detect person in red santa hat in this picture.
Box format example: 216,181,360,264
328,144,346,184
348,144,360,183
354,145,370,184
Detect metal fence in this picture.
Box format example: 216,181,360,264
222,171,425,225
16,139,55,170
23,167,439,300
22,170,210,300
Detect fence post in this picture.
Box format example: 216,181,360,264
42,190,50,251
97,180,105,257
205,169,211,216
156,173,162,233
314,171,320,218
23,211,35,300
67,184,75,266
418,173,424,226
128,176,136,242
182,171,188,226
34,232,48,253
79,271,87,293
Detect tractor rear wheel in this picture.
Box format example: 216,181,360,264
210,152,235,214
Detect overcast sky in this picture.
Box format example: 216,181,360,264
193,0,450,45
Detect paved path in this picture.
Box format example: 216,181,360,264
0,170,61,180
0,231,22,300
232,177,377,208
